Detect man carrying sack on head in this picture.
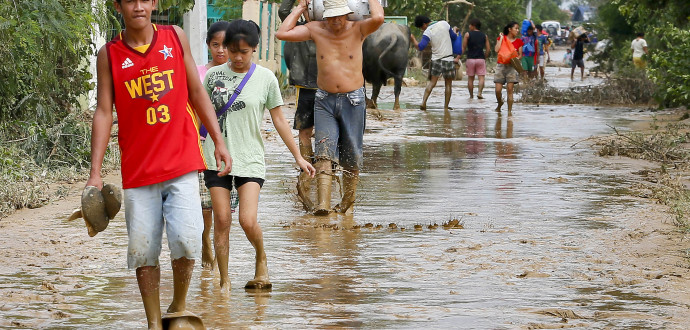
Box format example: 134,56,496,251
276,0,384,215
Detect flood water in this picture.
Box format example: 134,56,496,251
1,72,687,329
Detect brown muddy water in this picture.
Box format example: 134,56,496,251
1,76,688,329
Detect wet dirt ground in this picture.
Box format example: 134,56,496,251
1,63,689,329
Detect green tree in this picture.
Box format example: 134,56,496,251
594,0,690,107
387,0,524,44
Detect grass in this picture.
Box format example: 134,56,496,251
0,109,119,218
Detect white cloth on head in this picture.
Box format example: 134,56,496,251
323,0,354,18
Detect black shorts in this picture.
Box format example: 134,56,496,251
203,171,265,190
293,87,316,130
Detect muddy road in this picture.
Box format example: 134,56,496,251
1,69,689,329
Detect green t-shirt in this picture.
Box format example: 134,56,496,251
202,64,283,179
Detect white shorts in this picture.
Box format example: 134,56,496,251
124,171,203,269
538,55,546,68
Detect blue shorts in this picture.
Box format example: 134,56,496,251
124,171,203,269
314,87,366,170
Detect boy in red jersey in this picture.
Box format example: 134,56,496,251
86,0,231,328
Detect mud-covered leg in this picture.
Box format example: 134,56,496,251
167,257,194,313
209,187,232,292
237,183,272,290
507,82,515,113
201,208,214,269
421,76,438,110
137,266,162,330
296,135,314,211
495,83,504,112
444,77,453,111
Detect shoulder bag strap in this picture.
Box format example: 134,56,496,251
199,63,257,138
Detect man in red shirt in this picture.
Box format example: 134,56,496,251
86,0,231,328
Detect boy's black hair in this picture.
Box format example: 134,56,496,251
636,32,644,37
414,16,431,28
224,19,261,48
469,18,481,30
535,24,542,31
206,21,230,45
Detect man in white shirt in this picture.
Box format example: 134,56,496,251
410,15,460,111
631,32,648,69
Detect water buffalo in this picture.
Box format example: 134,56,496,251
362,22,410,110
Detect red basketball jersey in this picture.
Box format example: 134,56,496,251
106,24,206,189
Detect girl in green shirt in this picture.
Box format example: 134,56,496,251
202,19,315,291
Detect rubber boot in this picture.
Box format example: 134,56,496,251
335,173,359,214
296,143,314,211
313,173,332,216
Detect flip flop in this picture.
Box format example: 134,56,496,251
101,183,122,219
162,311,205,330
81,186,109,235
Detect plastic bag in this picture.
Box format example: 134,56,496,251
497,35,517,64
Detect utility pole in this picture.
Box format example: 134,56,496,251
526,0,532,19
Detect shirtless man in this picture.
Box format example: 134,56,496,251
276,0,384,215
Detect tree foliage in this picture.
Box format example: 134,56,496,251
387,0,566,44
0,0,108,125
594,0,690,107
387,0,524,43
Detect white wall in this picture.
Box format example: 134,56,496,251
183,0,208,66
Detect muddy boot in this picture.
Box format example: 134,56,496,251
313,173,332,216
335,173,358,214
296,143,314,211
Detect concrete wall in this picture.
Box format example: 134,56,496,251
183,0,209,66
243,0,283,72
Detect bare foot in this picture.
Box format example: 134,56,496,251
220,281,231,295
166,303,184,314
246,257,271,290
469,94,473,99
420,104,426,111
477,94,484,99
201,243,214,270
495,99,504,112
245,278,272,290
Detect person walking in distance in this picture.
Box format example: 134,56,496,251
201,20,315,291
570,33,589,81
276,0,384,215
462,18,490,99
410,15,460,111
631,32,648,69
494,22,523,113
87,0,232,328
535,24,551,81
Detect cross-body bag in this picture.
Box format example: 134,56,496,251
199,63,256,138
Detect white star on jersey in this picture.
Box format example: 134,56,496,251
159,45,173,60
